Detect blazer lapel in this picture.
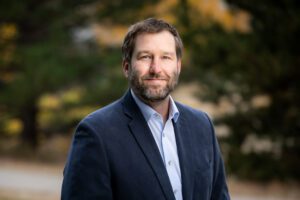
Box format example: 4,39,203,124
122,91,176,200
173,110,195,200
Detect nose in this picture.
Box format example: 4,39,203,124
149,57,161,74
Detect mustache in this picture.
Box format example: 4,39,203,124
142,73,168,80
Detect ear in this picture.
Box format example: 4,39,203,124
122,60,130,78
177,59,182,74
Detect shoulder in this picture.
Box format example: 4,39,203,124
78,98,125,130
175,101,214,130
175,102,211,120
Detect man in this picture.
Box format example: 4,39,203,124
61,18,230,200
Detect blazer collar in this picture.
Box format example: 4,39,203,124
121,90,176,200
173,107,196,200
121,91,196,200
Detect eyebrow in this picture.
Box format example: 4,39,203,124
162,52,176,57
136,51,151,56
136,51,176,57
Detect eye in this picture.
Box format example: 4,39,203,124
139,55,152,60
162,55,172,60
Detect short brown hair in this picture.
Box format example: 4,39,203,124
122,18,183,63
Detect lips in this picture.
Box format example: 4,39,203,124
142,75,167,80
142,74,169,85
144,78,166,81
143,78,166,83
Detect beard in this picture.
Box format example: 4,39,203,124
128,67,179,102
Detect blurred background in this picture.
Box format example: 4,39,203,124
0,0,299,199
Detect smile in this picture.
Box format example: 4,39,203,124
144,78,166,82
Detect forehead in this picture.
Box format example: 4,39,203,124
133,31,176,53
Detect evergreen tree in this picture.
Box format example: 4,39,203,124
181,0,300,180
0,0,160,149
0,0,100,148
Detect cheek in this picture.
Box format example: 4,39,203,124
166,66,179,76
129,67,142,81
130,65,147,77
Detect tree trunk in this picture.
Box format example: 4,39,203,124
20,102,38,149
178,0,191,30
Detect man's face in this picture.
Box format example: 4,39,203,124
123,31,181,102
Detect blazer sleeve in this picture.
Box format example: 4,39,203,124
61,121,113,200
204,113,230,200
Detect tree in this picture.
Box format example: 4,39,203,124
180,0,300,180
0,0,100,148
223,0,300,180
0,0,161,149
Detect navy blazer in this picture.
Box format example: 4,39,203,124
61,91,230,200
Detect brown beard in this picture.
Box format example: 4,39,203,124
128,67,179,102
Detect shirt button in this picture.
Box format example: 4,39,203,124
173,189,177,194
168,160,172,165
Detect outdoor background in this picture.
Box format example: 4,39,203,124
0,0,299,199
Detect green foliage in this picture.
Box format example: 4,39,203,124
0,0,162,148
0,0,103,147
96,0,160,24
179,0,300,180
1,0,299,181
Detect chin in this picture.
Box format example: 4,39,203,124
143,90,169,101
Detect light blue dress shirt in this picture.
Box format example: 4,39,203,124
131,90,182,200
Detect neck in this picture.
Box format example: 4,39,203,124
149,97,170,123
139,95,170,123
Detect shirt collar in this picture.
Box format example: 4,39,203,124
131,89,180,123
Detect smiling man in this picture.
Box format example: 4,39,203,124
124,30,181,122
61,18,230,200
